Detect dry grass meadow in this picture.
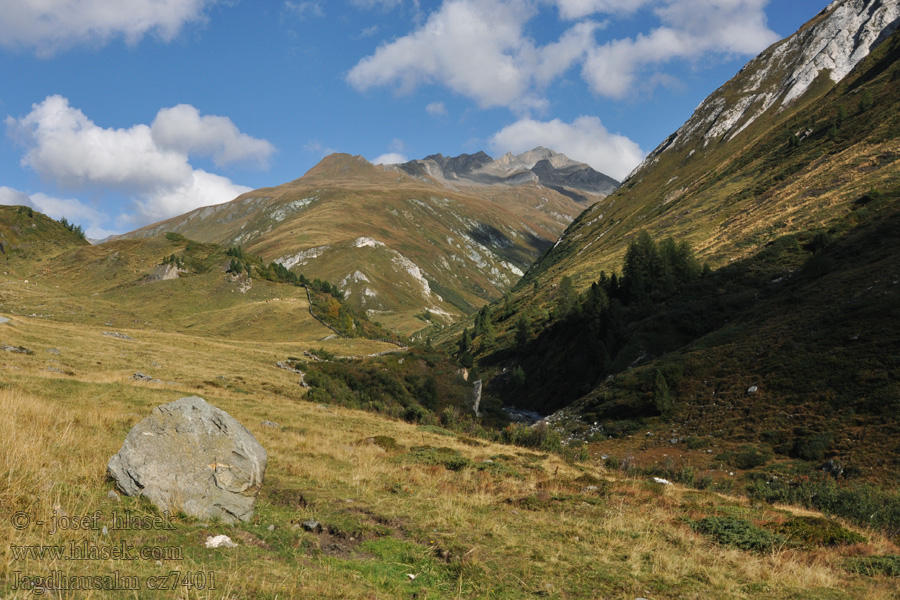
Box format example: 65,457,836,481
0,286,898,598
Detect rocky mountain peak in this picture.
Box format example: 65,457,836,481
630,0,900,180
397,147,618,198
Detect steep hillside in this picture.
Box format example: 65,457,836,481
466,0,900,482
0,205,89,266
120,151,612,336
525,0,900,289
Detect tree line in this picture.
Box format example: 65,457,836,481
459,231,708,413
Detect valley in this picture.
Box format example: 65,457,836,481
0,245,897,599
2,0,900,597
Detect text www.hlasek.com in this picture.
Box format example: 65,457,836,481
11,541,182,561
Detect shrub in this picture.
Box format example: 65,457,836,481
685,436,709,450
402,446,472,471
724,445,771,470
777,516,866,548
653,370,673,418
366,436,401,452
501,422,562,452
309,347,336,361
402,404,430,424
845,555,900,577
745,472,900,539
693,516,785,553
793,432,832,461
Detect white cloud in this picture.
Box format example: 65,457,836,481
6,95,262,231
7,95,191,192
0,0,214,56
551,0,653,20
490,116,645,181
352,0,404,8
372,153,409,165
348,0,778,107
426,101,448,115
347,0,548,110
583,0,778,98
124,170,252,227
304,140,339,157
532,20,602,84
0,186,31,207
151,104,275,168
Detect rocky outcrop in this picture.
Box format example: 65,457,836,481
530,159,619,196
145,263,185,282
107,396,267,523
630,0,900,179
398,147,618,198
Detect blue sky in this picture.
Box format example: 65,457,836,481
0,0,827,239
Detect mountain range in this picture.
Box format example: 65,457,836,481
394,146,619,201
117,149,614,335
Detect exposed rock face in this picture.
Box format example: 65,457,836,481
422,151,494,176
530,158,619,196
631,0,900,179
145,263,185,282
107,396,267,523
398,147,619,198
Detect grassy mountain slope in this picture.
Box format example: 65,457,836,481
466,10,900,482
0,227,393,349
523,5,900,292
0,205,89,266
119,154,602,336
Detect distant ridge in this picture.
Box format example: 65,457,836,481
394,147,619,199
115,146,612,335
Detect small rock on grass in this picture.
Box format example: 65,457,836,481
102,332,133,341
2,343,32,354
302,519,321,533
205,535,237,549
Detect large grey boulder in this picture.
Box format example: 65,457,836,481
107,396,267,523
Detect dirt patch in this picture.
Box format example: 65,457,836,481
263,480,312,509
308,527,369,559
233,530,272,550
347,505,408,537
